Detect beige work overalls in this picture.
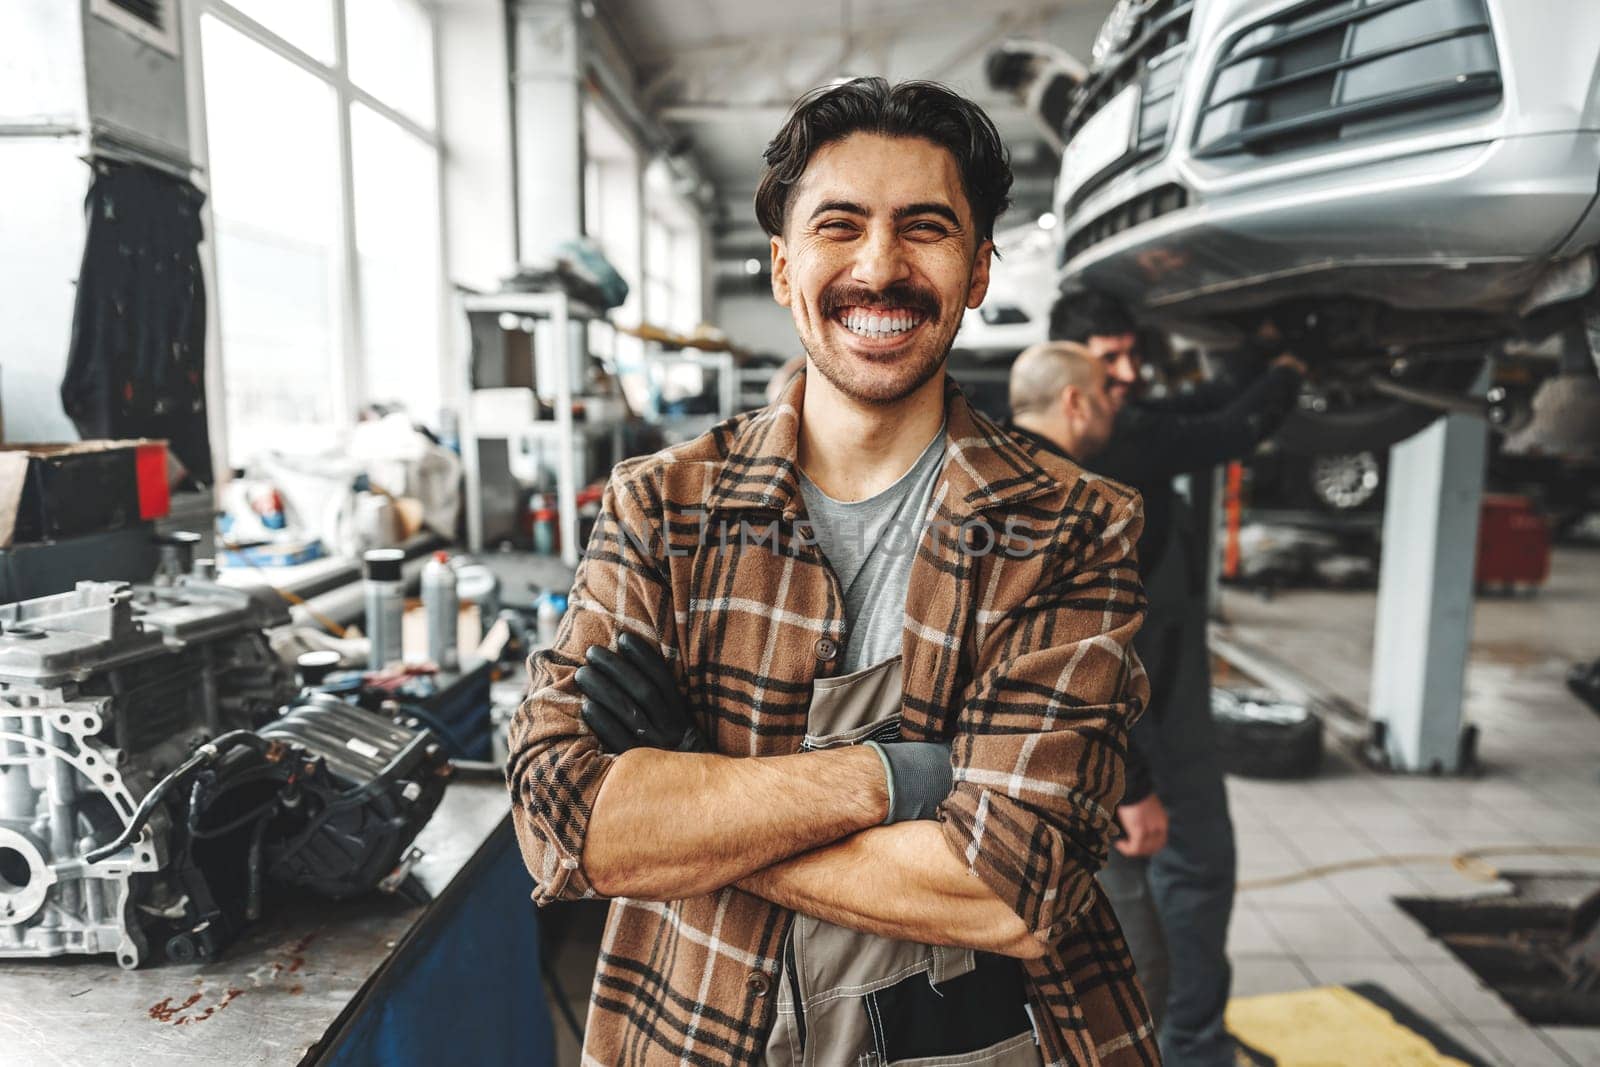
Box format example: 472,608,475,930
763,656,1043,1067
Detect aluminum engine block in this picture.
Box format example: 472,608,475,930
0,580,293,967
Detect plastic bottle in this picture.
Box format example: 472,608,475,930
536,592,566,648
532,506,559,556
363,549,406,669
421,551,460,672
454,562,502,640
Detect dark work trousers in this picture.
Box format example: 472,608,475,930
1099,499,1238,1067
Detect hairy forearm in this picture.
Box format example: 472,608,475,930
737,821,1046,960
584,746,888,900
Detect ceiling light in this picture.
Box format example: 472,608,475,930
743,258,762,275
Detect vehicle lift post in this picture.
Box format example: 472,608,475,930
1368,408,1489,773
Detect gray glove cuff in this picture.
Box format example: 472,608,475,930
865,740,953,824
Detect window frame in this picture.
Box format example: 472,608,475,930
642,194,704,335
183,0,449,468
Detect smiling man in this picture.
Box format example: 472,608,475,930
508,78,1157,1066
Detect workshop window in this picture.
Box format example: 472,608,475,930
644,206,704,335
352,103,443,422
195,0,445,467
200,15,344,465
583,102,646,374
219,0,336,64
345,0,438,128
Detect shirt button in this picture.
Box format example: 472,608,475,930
814,637,838,662
747,971,770,997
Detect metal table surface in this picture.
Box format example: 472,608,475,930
0,779,514,1066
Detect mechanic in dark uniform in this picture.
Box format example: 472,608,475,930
1048,290,1305,1067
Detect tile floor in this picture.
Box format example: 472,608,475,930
541,548,1600,1065
1220,545,1600,1066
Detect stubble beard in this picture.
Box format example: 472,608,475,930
798,315,953,406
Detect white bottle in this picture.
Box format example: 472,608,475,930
421,551,460,671
536,593,562,649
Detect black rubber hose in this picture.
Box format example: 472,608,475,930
83,730,268,864
245,813,270,922
191,796,282,840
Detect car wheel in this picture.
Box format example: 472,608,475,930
1307,451,1382,512
1213,689,1324,780
1273,353,1489,456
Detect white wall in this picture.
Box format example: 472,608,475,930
0,140,87,443
436,0,516,294
436,0,516,414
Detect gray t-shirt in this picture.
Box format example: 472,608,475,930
798,427,947,672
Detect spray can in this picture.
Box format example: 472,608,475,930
421,551,460,672
536,591,566,648
363,549,406,669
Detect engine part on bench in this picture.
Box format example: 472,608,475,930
0,579,451,969
254,693,448,899
306,660,496,761
0,580,295,968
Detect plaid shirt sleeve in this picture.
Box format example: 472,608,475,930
938,487,1148,945
506,462,673,905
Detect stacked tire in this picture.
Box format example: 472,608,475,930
1213,688,1324,780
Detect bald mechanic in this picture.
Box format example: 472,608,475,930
1052,291,1305,1067
508,79,1159,1066
1007,341,1120,464
1005,344,1161,847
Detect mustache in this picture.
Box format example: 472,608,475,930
818,282,940,320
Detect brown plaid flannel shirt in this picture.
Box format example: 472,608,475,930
508,373,1158,1066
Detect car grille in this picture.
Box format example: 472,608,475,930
1062,0,1195,210
1062,183,1190,265
1194,0,1502,159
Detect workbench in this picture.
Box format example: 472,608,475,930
0,780,555,1066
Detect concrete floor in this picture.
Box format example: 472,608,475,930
1219,544,1600,1066
540,546,1600,1066
541,898,607,1067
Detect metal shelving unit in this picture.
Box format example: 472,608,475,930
460,290,620,567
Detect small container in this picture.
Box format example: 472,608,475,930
154,531,203,586
532,507,559,556
455,562,502,640
421,550,460,672
536,592,567,648
363,548,406,669
297,649,342,688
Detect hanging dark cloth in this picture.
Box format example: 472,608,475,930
60,159,213,485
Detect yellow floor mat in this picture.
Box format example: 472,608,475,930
1226,985,1482,1066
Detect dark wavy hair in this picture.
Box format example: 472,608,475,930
1049,289,1138,342
754,77,1013,246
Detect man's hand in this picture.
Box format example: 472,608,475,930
572,634,889,898
1113,794,1168,858
576,637,950,824
1271,353,1308,376
575,633,708,753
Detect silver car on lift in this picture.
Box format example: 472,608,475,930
1052,0,1600,454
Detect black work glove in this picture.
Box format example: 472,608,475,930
864,739,953,824
575,632,708,754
